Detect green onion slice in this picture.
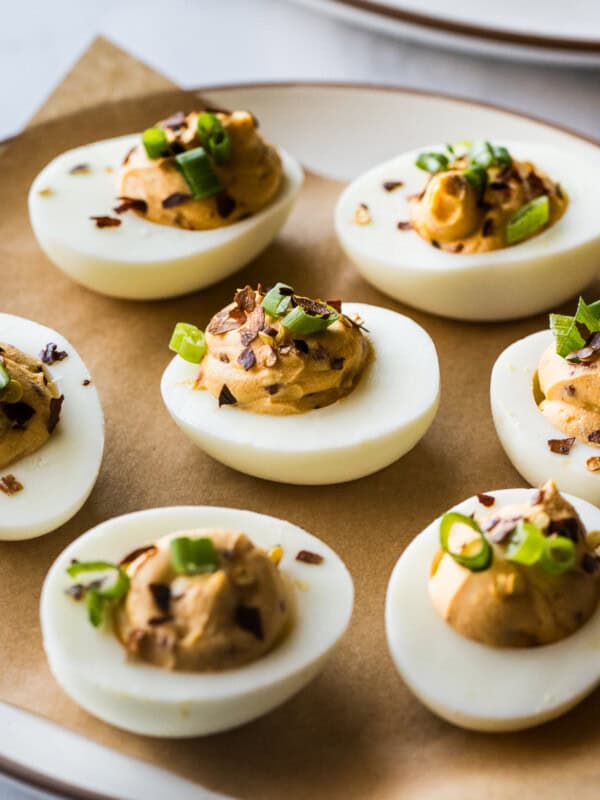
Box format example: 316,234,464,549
170,536,219,575
550,296,600,358
505,195,550,245
66,561,130,627
142,127,169,159
505,521,545,566
175,147,222,199
415,151,450,174
169,322,206,363
280,305,339,335
468,141,512,170
540,535,577,575
262,282,294,317
439,512,492,572
463,165,488,191
197,112,231,165
0,364,10,392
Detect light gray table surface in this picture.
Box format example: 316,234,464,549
1,0,598,797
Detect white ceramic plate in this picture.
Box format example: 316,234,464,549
2,81,599,800
286,0,600,67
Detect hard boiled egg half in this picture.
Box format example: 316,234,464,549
335,141,600,321
491,328,600,505
40,505,353,737
161,293,440,485
28,124,303,300
0,313,104,539
385,488,600,731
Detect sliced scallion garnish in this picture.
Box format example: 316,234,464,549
415,151,450,174
197,112,231,165
262,282,294,318
66,561,130,628
169,322,207,363
505,195,550,245
142,127,169,159
280,304,339,335
540,535,577,575
170,536,219,575
463,165,487,191
468,141,512,170
175,147,222,199
0,364,10,392
550,297,600,358
439,512,492,572
505,521,576,575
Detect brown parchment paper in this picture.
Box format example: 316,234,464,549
1,38,599,800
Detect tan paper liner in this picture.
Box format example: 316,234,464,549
0,37,598,800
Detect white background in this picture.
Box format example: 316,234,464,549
0,0,599,796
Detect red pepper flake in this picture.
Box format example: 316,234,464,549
218,384,237,406
266,384,280,395
234,605,264,640
485,516,521,544
120,544,157,566
69,163,90,175
0,474,23,496
148,615,173,626
82,378,91,386
582,553,599,573
566,384,576,396
482,218,494,237
330,357,345,370
122,146,136,166
397,220,412,231
246,305,266,333
234,286,257,312
327,299,342,313
90,215,121,229
217,192,236,218
477,493,495,508
207,307,247,335
238,347,256,371
296,550,324,565
548,437,576,455
588,430,600,444
383,180,404,192
293,339,309,354
162,192,192,209
47,394,64,434
160,110,186,129
40,342,68,365
114,197,148,214
149,583,171,614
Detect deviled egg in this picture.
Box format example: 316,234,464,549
161,283,440,484
29,110,303,299
40,505,353,736
492,297,600,504
0,313,103,539
335,140,600,320
386,480,600,731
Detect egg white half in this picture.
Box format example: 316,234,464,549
335,142,600,321
161,303,440,485
0,314,104,540
385,488,600,732
41,505,353,737
28,134,304,300
491,330,600,504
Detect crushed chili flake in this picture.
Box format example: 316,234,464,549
486,516,521,544
217,193,236,218
149,583,171,614
582,553,599,574
331,357,345,370
65,583,86,600
296,550,324,565
327,299,342,313
90,215,121,229
161,110,186,129
122,146,136,166
238,347,256,371
0,474,23,496
162,192,192,209
82,379,91,386
69,163,90,175
114,197,148,214
47,394,64,434
586,456,600,472
431,240,441,249
218,384,237,406
266,383,280,395
312,344,328,362
3,401,35,428
397,220,412,231
588,430,600,444
547,437,576,455
234,286,256,312
477,493,495,507
148,615,173,626
482,218,494,237
120,544,157,566
293,339,309,354
246,305,266,333
263,326,277,338
566,384,576,396
234,605,264,640
241,329,258,346
40,342,68,365
354,203,371,225
207,307,246,335
383,180,404,192
548,517,580,542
